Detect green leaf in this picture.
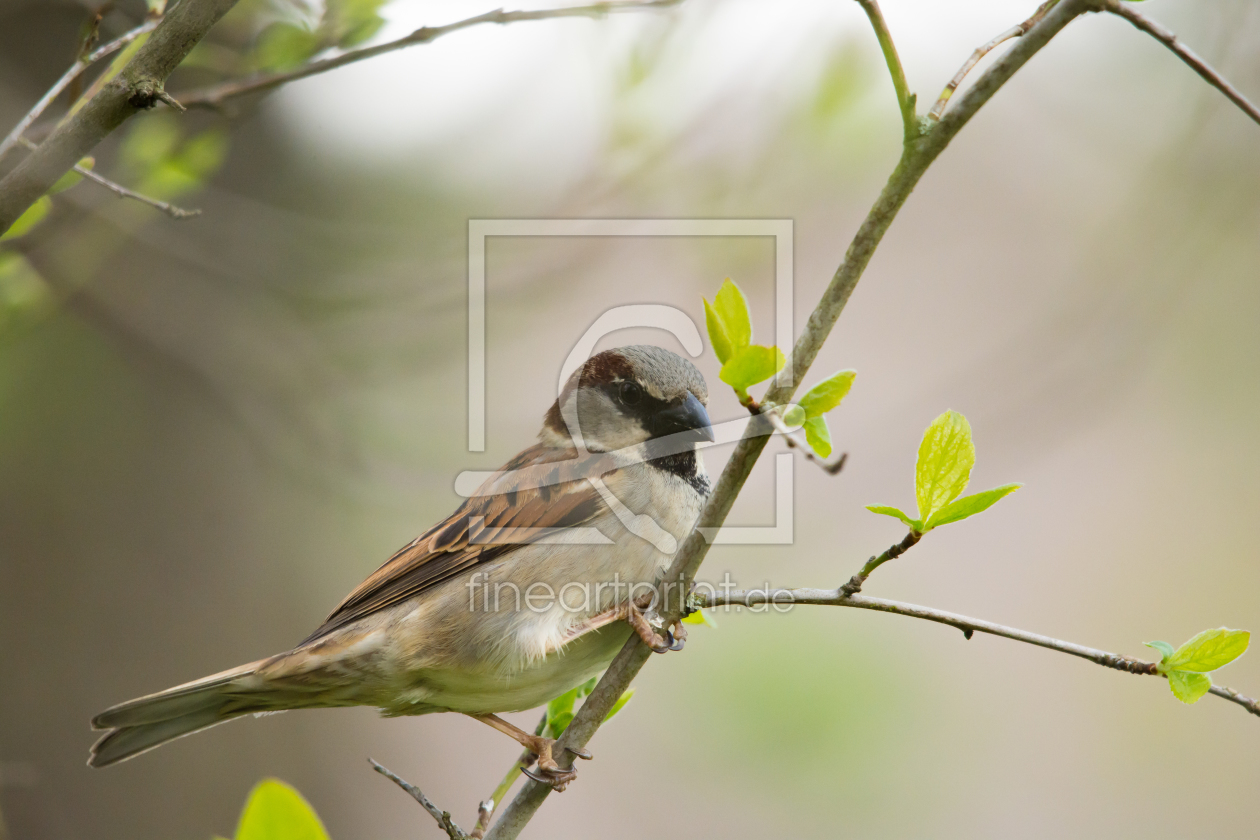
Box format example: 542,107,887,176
704,298,734,364
682,608,717,627
865,505,923,532
121,114,181,174
798,369,856,418
803,416,831,457
603,688,635,722
546,711,574,737
255,23,325,72
324,0,388,48
49,157,93,194
924,483,1022,530
1166,670,1212,704
915,410,975,523
1166,628,1250,673
235,779,329,840
719,345,784,393
1,196,52,241
781,403,805,428
713,278,751,353
1144,640,1175,662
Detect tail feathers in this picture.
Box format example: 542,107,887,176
89,707,237,768
89,660,267,768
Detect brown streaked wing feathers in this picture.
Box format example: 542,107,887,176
302,444,611,643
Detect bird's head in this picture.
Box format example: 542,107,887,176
542,345,713,454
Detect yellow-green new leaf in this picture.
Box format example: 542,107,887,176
0,195,51,241
924,483,1022,530
713,278,752,353
803,416,831,457
682,608,717,627
704,298,734,364
915,410,975,522
798,369,856,418
719,345,784,393
603,688,636,722
1144,640,1175,663
1166,628,1250,673
781,403,806,429
1166,670,1212,704
235,779,329,840
866,505,923,532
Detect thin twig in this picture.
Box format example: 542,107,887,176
469,713,546,839
838,530,921,596
0,17,160,161
698,588,1260,718
370,759,469,840
927,0,1058,121
758,403,847,475
177,0,684,110
484,3,1097,838
1105,0,1260,129
14,137,200,219
855,0,918,141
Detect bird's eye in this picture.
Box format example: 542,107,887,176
618,381,643,406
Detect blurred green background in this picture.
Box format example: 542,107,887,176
2,0,1259,838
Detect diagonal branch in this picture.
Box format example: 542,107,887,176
371,759,469,840
0,0,241,236
698,588,1260,718
483,2,1095,838
0,16,161,162
1104,0,1260,129
177,0,684,110
855,0,918,142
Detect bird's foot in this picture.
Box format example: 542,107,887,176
518,738,590,792
619,601,685,654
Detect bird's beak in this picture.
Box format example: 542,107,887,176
654,392,714,443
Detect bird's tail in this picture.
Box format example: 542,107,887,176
89,659,269,768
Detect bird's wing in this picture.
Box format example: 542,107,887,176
302,443,615,643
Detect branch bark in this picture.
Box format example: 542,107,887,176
484,2,1095,837
0,0,239,236
176,0,683,110
697,588,1260,718
1104,0,1260,128
0,17,161,162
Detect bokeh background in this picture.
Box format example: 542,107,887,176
2,0,1259,838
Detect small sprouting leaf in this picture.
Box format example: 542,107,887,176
235,779,329,840
1144,640,1175,663
704,298,734,364
325,0,388,47
866,505,923,532
915,410,975,523
803,416,832,457
49,157,93,194
1166,628,1250,673
576,676,599,697
781,403,806,428
1166,670,1212,704
603,688,635,722
719,345,785,393
924,483,1022,530
798,369,856,418
1,196,52,241
713,278,752,353
682,608,717,627
546,711,574,737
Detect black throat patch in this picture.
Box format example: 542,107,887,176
646,449,710,497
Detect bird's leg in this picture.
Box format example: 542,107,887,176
467,713,591,792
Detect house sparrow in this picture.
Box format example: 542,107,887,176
89,345,713,788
